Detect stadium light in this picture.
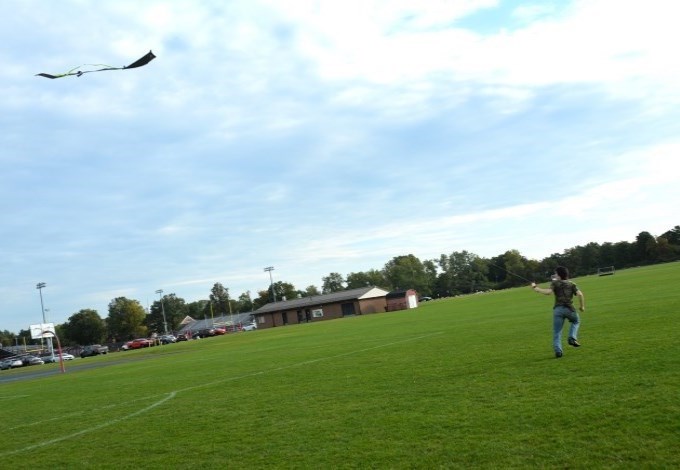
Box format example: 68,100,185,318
264,266,276,302
36,282,53,354
156,289,169,334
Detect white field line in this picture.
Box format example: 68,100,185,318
1,392,177,457
179,332,443,394
0,395,30,400
1,332,442,457
5,393,181,432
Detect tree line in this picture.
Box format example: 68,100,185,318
2,225,677,348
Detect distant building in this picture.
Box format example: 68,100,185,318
252,286,393,328
177,312,254,336
385,289,419,311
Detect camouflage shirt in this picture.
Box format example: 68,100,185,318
551,279,579,311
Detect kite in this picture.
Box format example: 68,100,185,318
36,50,156,79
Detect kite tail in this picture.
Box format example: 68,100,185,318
36,50,156,79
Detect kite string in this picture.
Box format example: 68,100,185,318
485,261,534,284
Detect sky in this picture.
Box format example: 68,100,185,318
1,0,679,334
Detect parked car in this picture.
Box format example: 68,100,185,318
1,358,23,369
213,327,226,335
129,338,153,349
176,334,189,342
194,328,215,338
159,335,177,344
22,355,44,366
42,352,75,363
81,344,109,358
242,322,257,331
419,296,433,302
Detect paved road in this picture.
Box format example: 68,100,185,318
0,357,125,383
0,349,185,384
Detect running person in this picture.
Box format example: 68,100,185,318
531,266,585,358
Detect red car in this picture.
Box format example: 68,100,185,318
130,338,153,349
213,327,226,335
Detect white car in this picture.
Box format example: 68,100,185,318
242,322,257,331
42,352,75,363
1,358,23,369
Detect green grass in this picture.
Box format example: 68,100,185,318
2,262,679,469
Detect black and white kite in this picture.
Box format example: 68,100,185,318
36,50,156,79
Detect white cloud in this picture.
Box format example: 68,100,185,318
1,0,678,333
249,0,680,114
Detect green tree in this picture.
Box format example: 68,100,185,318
186,300,209,321
62,309,106,345
251,281,299,309
422,260,438,295
17,329,36,348
322,272,345,294
635,231,657,264
274,281,298,301
661,225,680,245
237,291,254,312
148,293,186,334
488,250,533,288
304,285,321,296
0,329,17,348
107,297,147,341
435,254,454,297
506,250,534,287
578,242,602,274
54,323,73,347
382,254,431,294
436,251,488,295
559,247,584,276
210,282,231,316
613,241,634,267
599,242,617,268
345,270,387,289
253,290,271,310
655,236,677,261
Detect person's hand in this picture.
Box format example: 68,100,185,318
579,306,585,312
531,282,537,289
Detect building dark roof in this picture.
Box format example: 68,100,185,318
386,290,411,299
253,286,389,314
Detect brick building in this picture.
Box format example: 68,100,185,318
252,286,391,328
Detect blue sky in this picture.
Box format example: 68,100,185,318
1,0,678,334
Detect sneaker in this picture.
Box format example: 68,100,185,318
568,337,581,347
555,351,563,358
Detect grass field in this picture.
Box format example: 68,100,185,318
2,262,679,468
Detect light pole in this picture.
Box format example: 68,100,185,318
155,289,168,335
264,266,276,302
36,282,53,354
226,291,233,327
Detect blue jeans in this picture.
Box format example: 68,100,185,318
553,306,580,353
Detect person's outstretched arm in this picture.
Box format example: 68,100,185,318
531,282,553,296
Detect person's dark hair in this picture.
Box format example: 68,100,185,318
555,266,569,280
